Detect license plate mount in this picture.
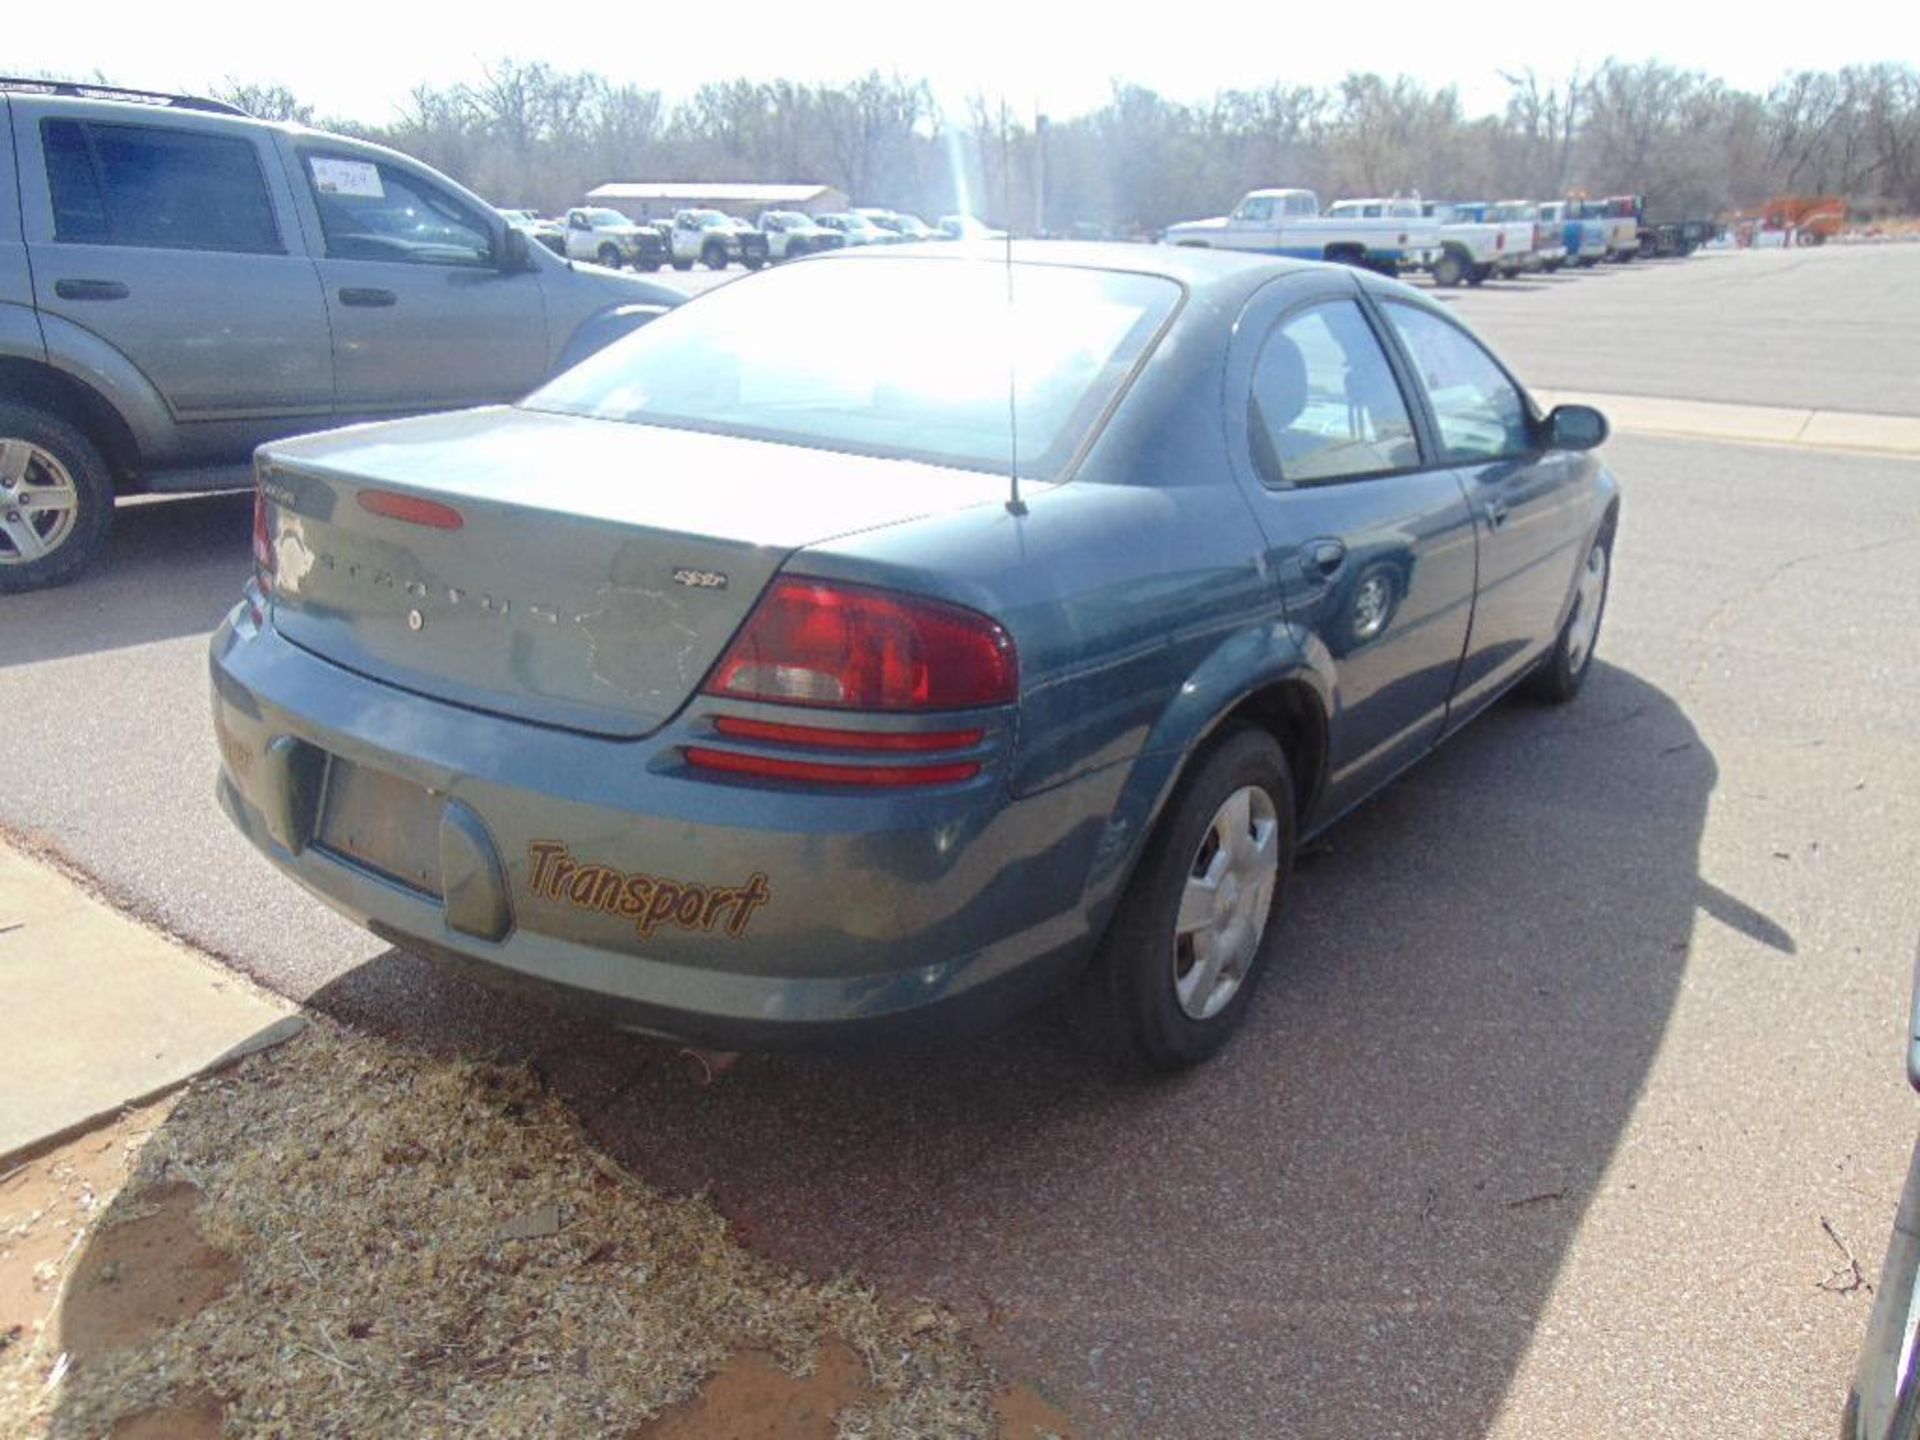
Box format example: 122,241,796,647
314,757,445,899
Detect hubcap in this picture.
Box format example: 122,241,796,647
0,439,80,566
1565,542,1609,672
1173,784,1281,1021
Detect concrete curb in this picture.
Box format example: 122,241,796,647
1539,390,1920,459
0,1016,308,1171
1,839,307,1166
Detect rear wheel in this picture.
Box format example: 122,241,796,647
596,243,623,269
1433,250,1467,288
1076,728,1296,1072
1523,532,1612,703
0,403,115,593
672,257,694,271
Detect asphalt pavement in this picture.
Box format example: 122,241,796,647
2,250,1917,1437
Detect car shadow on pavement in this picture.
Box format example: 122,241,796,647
304,659,1744,1440
0,492,251,670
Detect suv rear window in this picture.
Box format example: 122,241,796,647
42,119,281,254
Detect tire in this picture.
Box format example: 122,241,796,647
1076,727,1296,1072
596,244,623,269
671,258,694,272
637,260,661,273
0,403,115,594
1523,530,1613,703
1433,250,1467,288
1468,264,1492,286
742,255,765,271
702,243,728,271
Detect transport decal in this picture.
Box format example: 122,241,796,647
526,841,771,939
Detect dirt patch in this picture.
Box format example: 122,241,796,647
107,1390,224,1440
633,1345,869,1439
994,1383,1079,1439
2,1023,1048,1439
56,1183,238,1363
1,1104,175,1389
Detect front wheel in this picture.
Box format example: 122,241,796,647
671,258,694,271
1523,532,1612,703
1077,727,1296,1072
702,244,728,271
0,403,115,593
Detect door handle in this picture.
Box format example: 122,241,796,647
1483,497,1510,530
338,287,397,308
53,279,129,301
1305,539,1347,577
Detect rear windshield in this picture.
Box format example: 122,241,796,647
526,258,1181,480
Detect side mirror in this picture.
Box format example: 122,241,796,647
499,225,532,272
1543,403,1608,451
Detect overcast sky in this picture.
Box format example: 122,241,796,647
10,1,1907,124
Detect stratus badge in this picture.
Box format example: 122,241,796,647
672,568,728,590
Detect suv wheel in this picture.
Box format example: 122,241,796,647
0,403,114,593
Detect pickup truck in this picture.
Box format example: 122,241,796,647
668,209,770,271
756,210,844,261
1537,201,1609,267
1571,196,1643,262
1327,197,1493,287
1488,201,1565,271
562,207,668,271
1442,202,1536,277
1161,189,1440,276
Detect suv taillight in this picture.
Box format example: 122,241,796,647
703,578,1016,711
251,482,275,589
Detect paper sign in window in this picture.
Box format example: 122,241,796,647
309,158,383,199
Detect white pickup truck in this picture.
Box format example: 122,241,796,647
1444,202,1537,277
562,207,668,272
1327,198,1498,288
1161,189,1440,276
1489,201,1566,272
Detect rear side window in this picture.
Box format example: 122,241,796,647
1382,303,1533,462
42,119,281,254
304,155,492,267
1249,301,1420,486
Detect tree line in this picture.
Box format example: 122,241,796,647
207,59,1920,231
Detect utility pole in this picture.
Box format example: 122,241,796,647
1034,109,1049,238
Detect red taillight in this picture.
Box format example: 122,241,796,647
712,716,986,752
684,747,979,787
252,483,275,587
356,488,465,530
703,578,1016,712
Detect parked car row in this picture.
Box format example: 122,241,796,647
499,203,1008,274
1167,188,1719,285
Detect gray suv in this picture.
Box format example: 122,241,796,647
0,79,681,592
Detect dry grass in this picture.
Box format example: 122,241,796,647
2,1022,1005,1439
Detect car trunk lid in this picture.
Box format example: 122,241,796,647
260,407,1015,738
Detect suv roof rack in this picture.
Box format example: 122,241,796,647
0,76,246,117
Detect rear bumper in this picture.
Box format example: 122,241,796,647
209,606,1116,1045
